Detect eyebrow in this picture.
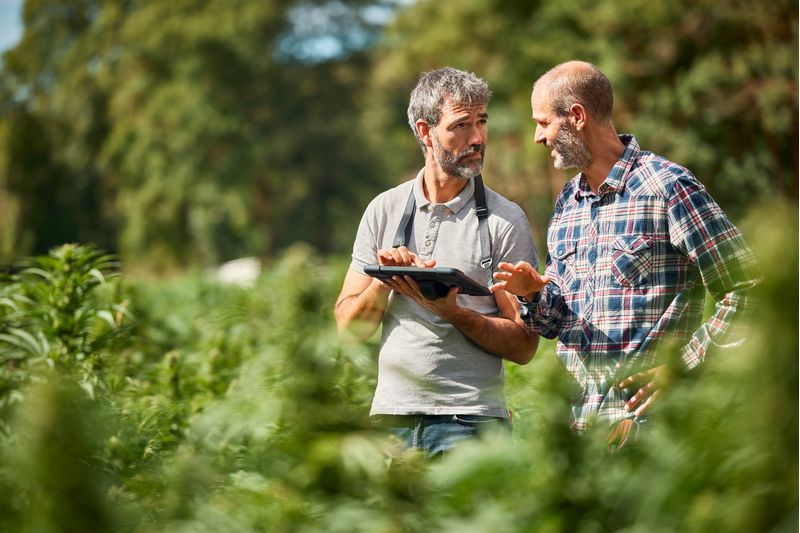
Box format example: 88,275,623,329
451,112,489,124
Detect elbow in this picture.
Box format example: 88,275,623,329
514,348,535,365
334,304,379,341
512,323,540,364
333,301,350,334
509,335,538,365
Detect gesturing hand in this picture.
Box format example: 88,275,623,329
490,261,550,300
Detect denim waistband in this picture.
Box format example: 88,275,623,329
372,414,505,427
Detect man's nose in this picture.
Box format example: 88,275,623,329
469,125,486,147
534,125,545,145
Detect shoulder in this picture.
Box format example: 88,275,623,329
626,149,702,198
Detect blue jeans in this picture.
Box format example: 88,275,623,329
378,414,511,456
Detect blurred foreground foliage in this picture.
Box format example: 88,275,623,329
0,201,796,532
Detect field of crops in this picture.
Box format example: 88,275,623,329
0,204,796,532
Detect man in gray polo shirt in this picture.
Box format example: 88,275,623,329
335,67,539,455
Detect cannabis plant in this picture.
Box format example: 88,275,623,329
0,244,131,410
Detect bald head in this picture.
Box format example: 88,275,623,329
533,61,614,125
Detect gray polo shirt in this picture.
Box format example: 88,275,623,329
350,170,538,417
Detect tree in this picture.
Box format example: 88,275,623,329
0,0,120,262
0,0,394,268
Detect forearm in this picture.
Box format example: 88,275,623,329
445,306,538,365
334,280,390,339
681,283,757,369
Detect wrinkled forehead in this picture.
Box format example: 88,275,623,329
439,97,487,119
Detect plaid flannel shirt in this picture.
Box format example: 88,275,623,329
521,135,759,430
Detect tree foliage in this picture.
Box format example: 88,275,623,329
0,0,795,268
0,0,389,268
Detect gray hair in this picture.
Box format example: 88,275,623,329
407,67,492,150
535,61,614,125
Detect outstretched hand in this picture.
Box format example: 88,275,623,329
490,261,549,300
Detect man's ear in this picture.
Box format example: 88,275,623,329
569,103,588,131
416,119,433,148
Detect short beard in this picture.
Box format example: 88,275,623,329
552,121,592,170
431,131,485,180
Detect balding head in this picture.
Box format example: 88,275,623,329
533,61,614,125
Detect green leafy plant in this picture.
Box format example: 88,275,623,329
0,206,796,532
0,244,131,412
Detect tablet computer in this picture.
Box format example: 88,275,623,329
364,265,491,299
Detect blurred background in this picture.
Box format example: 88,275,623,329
0,0,796,271
0,1,797,531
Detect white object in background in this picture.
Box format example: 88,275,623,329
216,257,261,287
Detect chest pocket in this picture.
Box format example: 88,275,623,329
551,238,581,293
610,235,652,287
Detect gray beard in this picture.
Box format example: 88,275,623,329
432,134,484,180
552,122,592,170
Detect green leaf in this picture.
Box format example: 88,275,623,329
88,268,106,285
96,310,117,330
0,328,46,358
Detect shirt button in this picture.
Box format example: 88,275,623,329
425,240,432,246
429,222,436,228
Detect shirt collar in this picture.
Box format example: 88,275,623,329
413,168,475,214
573,134,640,199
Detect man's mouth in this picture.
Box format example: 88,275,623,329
459,148,483,162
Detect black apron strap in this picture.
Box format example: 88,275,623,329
392,176,492,283
393,186,416,248
474,174,493,284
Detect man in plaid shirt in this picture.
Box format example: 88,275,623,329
491,61,758,441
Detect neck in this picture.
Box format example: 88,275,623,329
581,126,625,193
422,156,470,203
